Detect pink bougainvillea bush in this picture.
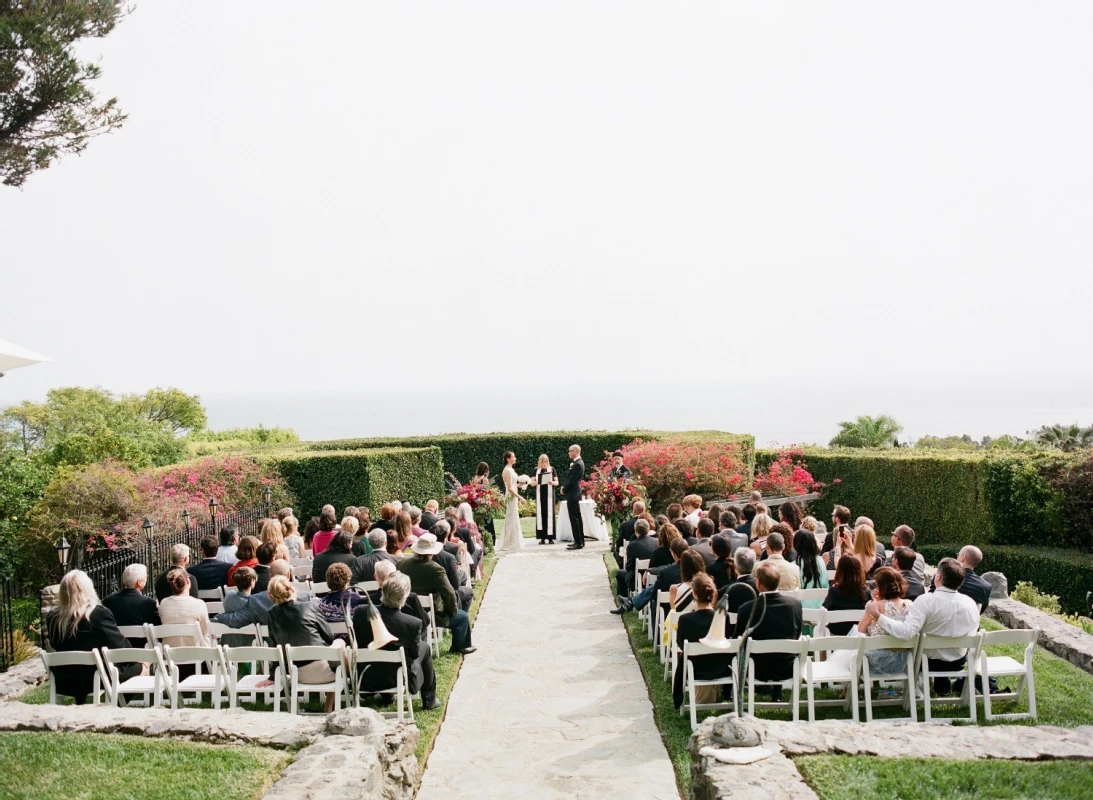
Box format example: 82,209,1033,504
604,438,749,510
752,448,829,497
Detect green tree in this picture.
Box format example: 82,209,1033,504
1,0,128,187
914,434,981,451
0,449,51,576
125,387,207,433
829,414,904,449
1034,423,1093,453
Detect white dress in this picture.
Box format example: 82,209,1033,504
499,466,523,552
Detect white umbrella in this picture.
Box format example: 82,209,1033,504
0,340,51,375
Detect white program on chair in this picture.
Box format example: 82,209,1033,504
40,649,108,706
919,632,982,724
284,644,347,715
976,628,1038,721
351,647,414,722
223,645,284,710
743,637,807,720
682,640,740,730
802,635,860,722
162,644,228,709
860,634,918,722
101,646,165,707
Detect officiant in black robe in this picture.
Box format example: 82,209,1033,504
534,457,558,544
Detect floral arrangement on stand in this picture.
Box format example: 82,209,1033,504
582,469,648,532
446,482,506,532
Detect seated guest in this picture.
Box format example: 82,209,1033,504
351,509,373,556
778,501,803,537
735,504,757,538
867,558,980,694
707,504,723,533
955,545,991,612
892,547,926,599
613,537,689,614
392,512,418,555
666,503,683,523
253,541,279,593
312,529,356,584
187,536,231,591
432,521,473,612
770,522,797,563
452,504,484,576
721,507,740,530
276,507,294,522
853,525,884,577
302,517,321,551
103,563,160,646
749,489,762,504
158,568,210,647
674,518,697,546
282,516,304,558
45,570,147,703
615,500,647,556
259,518,284,547
793,530,829,612
216,561,309,628
616,519,657,597
721,547,758,613
707,534,737,590
734,562,803,701
764,532,800,590
748,513,774,557
822,555,869,635
855,567,912,675
351,530,399,583
721,512,749,556
407,506,428,540
310,509,340,556
397,533,476,655
316,563,360,638
223,567,257,613
370,560,428,627
672,574,728,709
692,518,718,568
418,500,441,533
824,505,852,553
260,576,343,712
882,525,924,580
226,536,260,587
755,502,770,519
353,572,440,710
216,524,240,564
682,495,704,527
670,551,707,613
154,544,200,601
369,503,398,534
650,522,682,569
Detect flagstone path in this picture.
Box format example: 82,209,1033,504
416,538,680,800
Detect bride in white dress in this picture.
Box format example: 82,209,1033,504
498,450,523,552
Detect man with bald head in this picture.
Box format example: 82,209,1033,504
956,545,991,612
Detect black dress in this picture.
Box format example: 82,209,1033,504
44,605,141,703
535,468,557,543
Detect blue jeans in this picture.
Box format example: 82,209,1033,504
631,584,657,611
446,609,472,651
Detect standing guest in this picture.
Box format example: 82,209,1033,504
216,525,240,564
672,574,729,709
822,555,869,635
764,532,800,590
608,450,632,481
259,518,284,547
226,536,260,587
45,571,147,703
682,495,704,526
707,534,737,590
310,509,340,556
103,564,160,645
392,511,418,555
855,567,912,675
158,567,210,648
253,541,279,593
350,529,398,583
748,513,774,556
418,500,441,534
282,516,304,559
722,512,749,555
398,533,476,655
734,563,803,702
316,562,360,638
650,522,682,568
312,530,357,584
616,519,658,597
302,517,321,551
470,462,491,488
187,537,231,591
720,547,758,613
893,547,926,599
692,518,718,568
562,444,586,551
533,453,559,545
155,544,200,601
735,504,757,538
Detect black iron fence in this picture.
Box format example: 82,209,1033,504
1,576,39,672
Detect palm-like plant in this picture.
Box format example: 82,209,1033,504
829,415,904,449
1033,424,1093,452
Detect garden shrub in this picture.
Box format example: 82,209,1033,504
610,438,748,510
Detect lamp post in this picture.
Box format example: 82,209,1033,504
181,508,191,532
56,535,70,576
209,497,218,526
263,485,272,514
143,518,154,586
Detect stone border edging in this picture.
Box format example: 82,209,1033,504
0,651,47,702
986,597,1093,676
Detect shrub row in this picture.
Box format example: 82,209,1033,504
257,447,444,520
917,544,1093,615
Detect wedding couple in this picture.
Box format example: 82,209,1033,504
497,444,586,552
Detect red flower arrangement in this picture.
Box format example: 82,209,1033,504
582,470,648,531
447,482,506,530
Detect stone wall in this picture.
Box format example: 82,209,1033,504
985,597,1093,676
0,651,46,702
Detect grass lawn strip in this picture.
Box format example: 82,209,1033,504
0,730,290,800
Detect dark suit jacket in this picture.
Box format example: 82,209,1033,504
735,593,803,682
398,556,458,624
652,562,682,595
435,548,466,589
735,519,753,538
353,603,427,694
154,569,200,601
562,458,584,500
624,535,658,574
268,599,335,679
350,551,397,583
649,546,674,569
187,558,231,591
616,516,639,549
366,590,430,631
44,605,139,699
902,572,926,600
672,608,732,708
959,568,991,612
419,512,440,532
719,574,758,613
253,564,272,594
102,588,160,645
312,548,356,584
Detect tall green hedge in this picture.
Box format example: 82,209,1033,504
305,430,753,486
258,447,444,520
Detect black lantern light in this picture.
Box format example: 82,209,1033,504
181,508,191,530
56,535,70,574
263,485,272,507
142,517,154,542
208,497,218,520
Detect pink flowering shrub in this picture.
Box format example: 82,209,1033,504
753,448,829,497
607,438,749,510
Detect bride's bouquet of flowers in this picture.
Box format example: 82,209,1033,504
583,472,648,532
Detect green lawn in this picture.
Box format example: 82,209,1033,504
795,755,1093,800
19,554,500,768
602,554,1093,795
0,731,290,800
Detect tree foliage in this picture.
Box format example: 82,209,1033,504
1034,423,1093,453
0,0,127,187
828,414,904,449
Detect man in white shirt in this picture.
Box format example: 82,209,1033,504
865,558,980,695
216,524,239,565
764,532,800,590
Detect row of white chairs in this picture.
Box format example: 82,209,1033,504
195,579,382,603
678,627,1038,730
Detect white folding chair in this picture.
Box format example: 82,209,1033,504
790,588,830,603
860,634,919,722
744,638,807,720
632,559,651,599
40,649,108,706
291,566,312,582
417,595,441,659
976,628,1037,721
682,640,740,730
351,647,414,722
205,601,225,615
310,581,330,596
101,646,165,707
284,643,348,714
162,644,228,709
221,586,237,600
801,608,826,634
355,581,380,594
223,645,285,710
117,625,151,646
819,609,865,638
197,588,223,601
802,635,860,722
653,591,672,661
145,622,207,649
291,558,314,568
919,633,981,723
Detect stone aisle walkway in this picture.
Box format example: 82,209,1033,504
416,539,680,800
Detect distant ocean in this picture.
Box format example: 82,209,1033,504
202,372,1093,448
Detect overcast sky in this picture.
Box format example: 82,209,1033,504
2,1,1092,440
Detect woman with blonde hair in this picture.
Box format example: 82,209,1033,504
533,453,558,545
259,518,284,546
851,524,883,577
682,495,704,526
282,516,304,558
749,513,774,556
44,570,147,703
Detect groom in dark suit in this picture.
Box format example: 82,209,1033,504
563,444,586,550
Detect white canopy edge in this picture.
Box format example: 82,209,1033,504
0,340,51,374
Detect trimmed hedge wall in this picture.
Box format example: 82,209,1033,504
305,430,754,486
258,447,444,521
917,544,1093,614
